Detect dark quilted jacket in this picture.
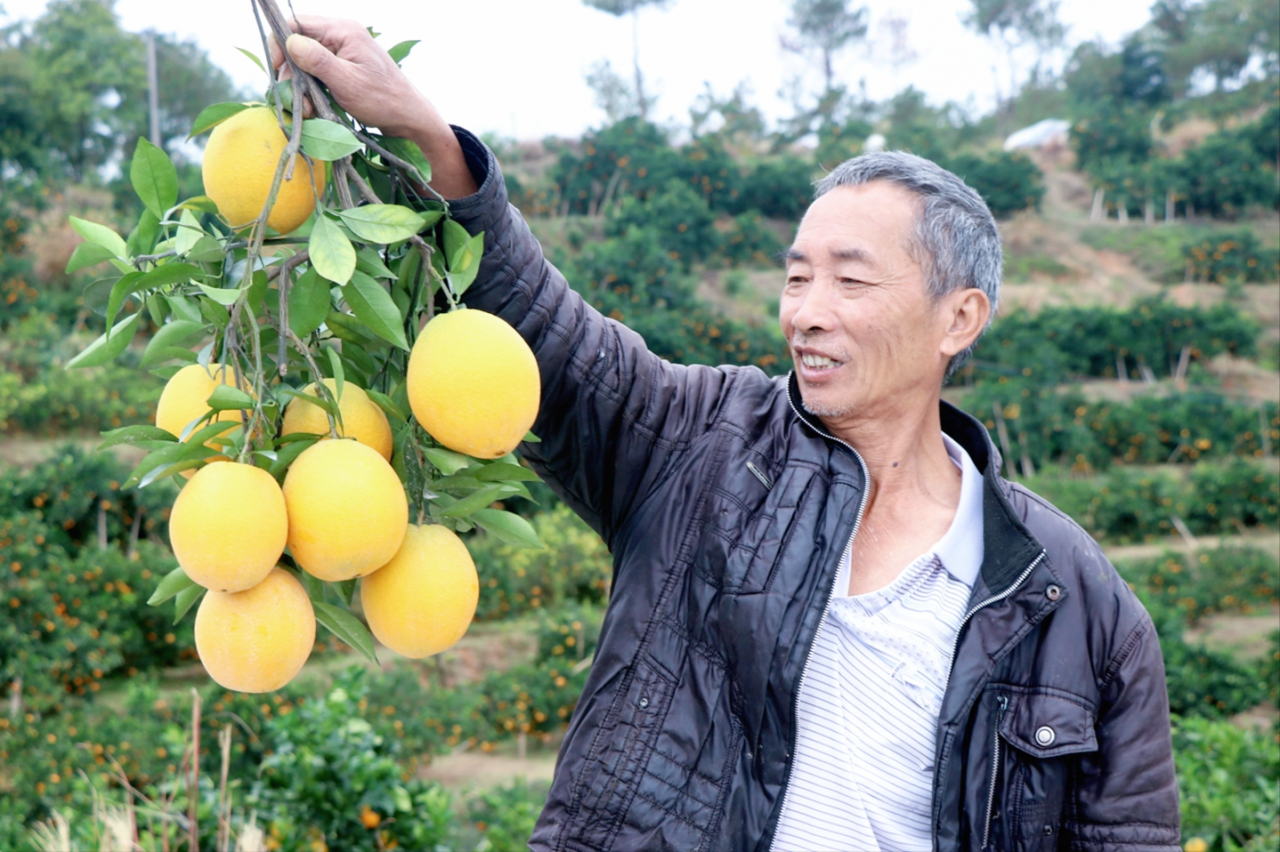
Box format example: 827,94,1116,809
447,129,1181,852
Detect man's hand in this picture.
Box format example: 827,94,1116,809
269,15,478,200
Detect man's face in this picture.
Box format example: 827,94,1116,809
779,181,957,429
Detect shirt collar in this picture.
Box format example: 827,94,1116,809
934,432,985,587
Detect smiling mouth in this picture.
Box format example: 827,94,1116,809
798,352,842,369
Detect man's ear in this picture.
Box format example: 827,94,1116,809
938,288,991,359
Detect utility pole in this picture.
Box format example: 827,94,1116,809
145,29,161,148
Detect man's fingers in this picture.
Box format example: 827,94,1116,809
285,34,347,84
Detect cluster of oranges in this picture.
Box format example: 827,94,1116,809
156,307,540,694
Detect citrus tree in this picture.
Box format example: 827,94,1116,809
60,0,544,692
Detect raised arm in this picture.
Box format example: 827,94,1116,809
273,17,746,544
269,15,476,200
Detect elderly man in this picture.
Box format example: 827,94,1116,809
275,18,1180,852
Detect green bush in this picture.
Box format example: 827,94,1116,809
1182,229,1280,284
1161,637,1270,718
0,312,160,435
964,379,1278,473
970,296,1260,382
605,180,720,270
718,210,785,268
468,503,612,621
1174,715,1280,851
733,155,815,221
943,150,1045,219
0,513,193,711
249,668,459,852
468,780,551,852
1026,460,1279,542
1178,130,1280,219
1116,545,1280,627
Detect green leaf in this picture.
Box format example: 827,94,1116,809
298,569,325,602
197,283,243,306
338,204,425,244
423,446,471,475
143,261,202,288
268,435,320,477
301,118,361,161
435,484,506,518
356,247,396,280
148,566,197,606
288,266,332,337
178,419,242,448
99,424,178,451
442,218,470,264
66,242,117,273
309,215,356,284
126,208,160,258
189,102,251,138
172,585,205,624
326,346,345,404
277,387,337,419
130,137,179,216
69,216,127,259
345,271,409,350
141,320,207,368
449,231,485,297
187,235,226,263
103,272,145,332
179,196,221,215
66,312,141,369
471,508,544,549
365,389,406,424
386,39,420,64
312,601,378,664
418,209,444,229
174,210,203,256
474,462,541,482
524,431,541,443
207,384,255,411
125,442,217,489
383,137,432,184
235,47,266,73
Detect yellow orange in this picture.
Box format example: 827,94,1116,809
194,566,315,693
155,363,248,475
168,461,288,592
281,439,408,582
281,378,393,460
202,106,327,234
406,309,540,459
360,524,478,658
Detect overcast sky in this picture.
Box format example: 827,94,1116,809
3,0,1156,140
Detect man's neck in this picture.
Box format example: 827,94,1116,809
822,394,958,504
822,395,965,594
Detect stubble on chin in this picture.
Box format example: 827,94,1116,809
800,394,856,420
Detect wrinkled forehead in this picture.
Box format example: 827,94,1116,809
791,181,927,269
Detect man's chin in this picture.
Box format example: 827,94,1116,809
800,393,856,420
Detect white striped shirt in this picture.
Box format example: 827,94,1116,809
771,434,984,852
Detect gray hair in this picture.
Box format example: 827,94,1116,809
813,151,1002,379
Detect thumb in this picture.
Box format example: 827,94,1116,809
286,34,341,80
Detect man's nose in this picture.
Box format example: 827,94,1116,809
789,279,838,335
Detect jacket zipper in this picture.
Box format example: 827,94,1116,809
982,694,1009,849
771,389,871,843
947,551,1046,674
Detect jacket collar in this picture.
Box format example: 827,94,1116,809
785,372,1046,597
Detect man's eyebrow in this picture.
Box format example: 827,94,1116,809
782,246,875,264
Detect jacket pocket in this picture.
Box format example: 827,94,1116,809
565,657,677,852
995,690,1099,852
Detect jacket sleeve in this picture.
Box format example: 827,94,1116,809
444,128,740,546
1066,615,1181,851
